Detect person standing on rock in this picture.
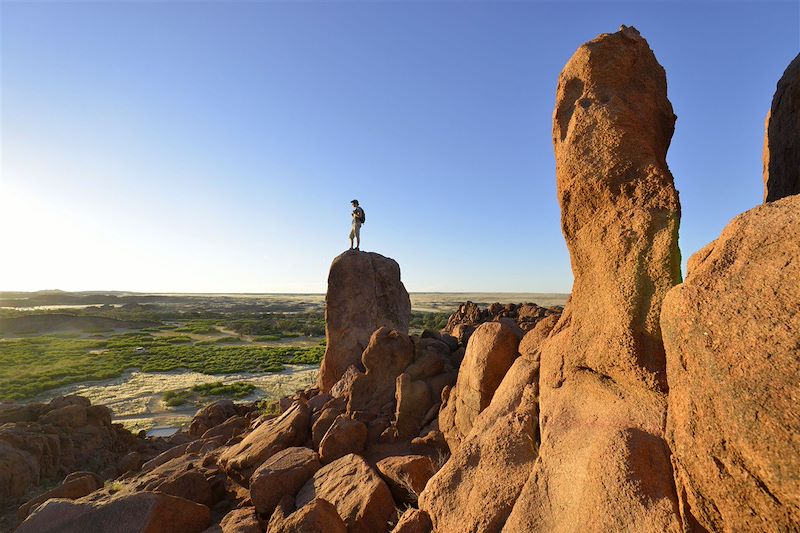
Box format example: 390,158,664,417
349,199,365,251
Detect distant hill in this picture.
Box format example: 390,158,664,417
0,314,159,334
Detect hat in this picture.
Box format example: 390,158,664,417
351,199,359,205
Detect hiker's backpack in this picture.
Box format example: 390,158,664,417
358,208,366,224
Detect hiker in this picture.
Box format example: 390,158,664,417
349,199,365,250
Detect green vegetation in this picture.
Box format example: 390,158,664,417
253,335,282,342
221,312,325,337
194,336,244,345
0,298,454,402
174,323,220,334
410,311,449,332
163,381,256,406
0,333,324,401
256,398,281,415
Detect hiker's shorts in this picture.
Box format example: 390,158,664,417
350,221,361,240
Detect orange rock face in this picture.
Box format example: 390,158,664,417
662,195,800,531
505,26,683,532
15,491,211,533
419,316,556,533
763,53,800,202
296,453,396,533
438,321,522,451
319,251,411,392
219,401,310,482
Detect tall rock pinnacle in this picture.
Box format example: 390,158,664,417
318,251,411,392
505,26,683,531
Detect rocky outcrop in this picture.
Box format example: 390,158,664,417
268,497,347,533
419,316,556,532
662,195,800,531
504,26,683,532
17,472,103,522
438,321,522,451
319,251,411,392
763,53,800,202
376,454,436,505
318,415,367,463
347,327,414,413
296,453,396,533
249,446,321,517
15,491,211,533
218,507,261,533
0,395,168,504
188,400,255,439
219,400,310,482
445,301,561,340
392,508,432,533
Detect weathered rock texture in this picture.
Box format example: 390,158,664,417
763,53,800,202
419,316,557,532
445,301,561,339
505,26,683,532
347,327,414,413
249,446,321,516
0,395,168,504
15,491,211,533
268,497,347,533
219,401,310,482
662,195,800,531
296,453,395,533
438,321,522,451
319,251,411,392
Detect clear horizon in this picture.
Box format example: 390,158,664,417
2,1,798,293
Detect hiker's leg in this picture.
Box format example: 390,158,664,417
355,224,361,250
349,226,355,249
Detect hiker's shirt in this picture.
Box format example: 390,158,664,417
352,207,364,228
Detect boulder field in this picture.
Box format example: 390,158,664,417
5,25,799,533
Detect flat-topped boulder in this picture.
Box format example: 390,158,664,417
319,251,411,392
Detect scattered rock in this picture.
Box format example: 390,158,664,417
15,491,211,533
392,508,433,533
268,497,346,533
17,471,103,522
662,195,800,531
318,416,367,464
218,507,261,533
138,454,215,506
189,401,242,439
312,404,345,450
419,317,556,532
394,373,433,438
376,454,435,505
219,401,311,482
296,453,395,533
0,395,169,503
445,301,560,337
250,446,321,517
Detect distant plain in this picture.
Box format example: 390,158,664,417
0,291,567,433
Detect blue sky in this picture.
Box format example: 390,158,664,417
1,1,798,293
